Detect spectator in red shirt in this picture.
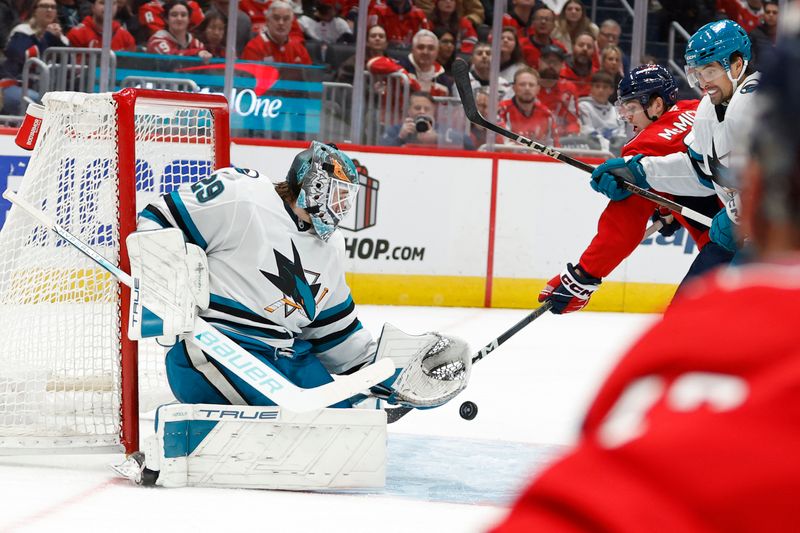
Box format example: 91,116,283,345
537,44,580,137
560,31,597,97
521,5,567,69
146,0,210,58
66,0,135,50
242,1,311,64
427,0,476,53
194,9,225,58
139,0,203,37
501,0,536,40
367,0,430,47
239,0,305,41
498,67,559,147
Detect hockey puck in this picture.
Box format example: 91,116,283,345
459,400,478,420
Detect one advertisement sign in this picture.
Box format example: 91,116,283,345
115,52,324,136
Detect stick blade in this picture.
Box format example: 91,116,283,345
452,58,480,122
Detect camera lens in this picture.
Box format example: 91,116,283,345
414,116,431,133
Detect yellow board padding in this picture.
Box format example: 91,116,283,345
6,268,116,304
345,273,485,307
345,273,677,313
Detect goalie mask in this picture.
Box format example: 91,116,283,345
287,142,360,241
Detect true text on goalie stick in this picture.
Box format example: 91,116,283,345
451,59,713,228
2,190,394,413
383,301,553,423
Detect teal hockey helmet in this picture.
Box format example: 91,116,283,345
684,20,751,88
287,141,360,241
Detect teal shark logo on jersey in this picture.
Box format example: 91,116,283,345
261,241,325,320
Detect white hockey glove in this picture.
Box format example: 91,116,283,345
370,324,472,409
126,228,209,345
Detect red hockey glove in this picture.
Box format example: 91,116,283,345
538,263,602,314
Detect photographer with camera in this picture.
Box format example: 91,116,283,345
380,91,474,149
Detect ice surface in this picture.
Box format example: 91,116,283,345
0,305,658,533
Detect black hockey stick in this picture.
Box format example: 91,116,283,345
384,301,553,424
451,59,713,228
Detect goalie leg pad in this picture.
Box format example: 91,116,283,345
141,403,386,490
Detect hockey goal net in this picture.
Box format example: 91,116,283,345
0,89,230,454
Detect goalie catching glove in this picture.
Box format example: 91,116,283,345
367,324,472,409
539,263,602,314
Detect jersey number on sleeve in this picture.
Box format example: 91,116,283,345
191,174,225,203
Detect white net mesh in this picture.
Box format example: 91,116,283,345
0,91,221,452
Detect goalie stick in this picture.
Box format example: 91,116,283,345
383,301,553,423
3,190,394,413
451,59,713,228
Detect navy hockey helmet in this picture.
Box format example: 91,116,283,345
287,141,360,241
617,64,678,109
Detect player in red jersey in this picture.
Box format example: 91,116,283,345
497,67,558,147
492,37,800,532
538,65,731,314
66,0,135,51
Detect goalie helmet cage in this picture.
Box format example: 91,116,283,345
0,89,230,455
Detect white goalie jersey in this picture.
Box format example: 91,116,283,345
136,167,375,374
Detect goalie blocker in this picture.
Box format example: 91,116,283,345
126,228,209,345
113,404,387,489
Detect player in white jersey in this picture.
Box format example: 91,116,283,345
588,20,757,255
136,142,468,409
